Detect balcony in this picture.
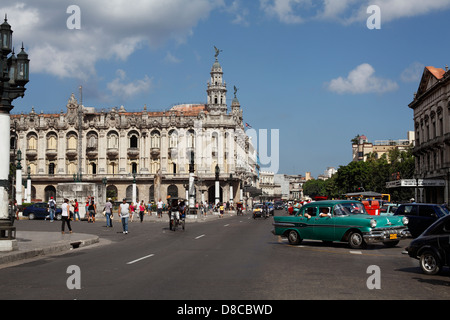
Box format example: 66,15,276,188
26,148,38,160
107,148,119,159
86,148,98,159
66,148,77,159
127,147,139,159
150,147,160,158
46,149,58,160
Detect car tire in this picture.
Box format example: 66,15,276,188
55,213,62,221
348,231,366,249
287,230,302,245
420,251,442,275
28,213,35,220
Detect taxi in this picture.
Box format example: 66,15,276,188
272,200,410,249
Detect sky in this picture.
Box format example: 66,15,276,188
3,0,450,178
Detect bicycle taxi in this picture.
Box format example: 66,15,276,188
168,197,186,231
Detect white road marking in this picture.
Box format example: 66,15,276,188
195,234,205,240
224,224,230,227
127,254,155,265
350,251,362,255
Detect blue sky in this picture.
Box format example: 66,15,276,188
4,0,450,177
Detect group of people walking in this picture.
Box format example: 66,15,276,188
49,196,166,235
49,196,238,235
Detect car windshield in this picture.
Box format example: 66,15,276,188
254,204,263,208
334,202,367,216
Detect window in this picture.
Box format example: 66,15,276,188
187,130,195,148
47,135,57,150
169,130,178,148
27,134,37,150
131,162,138,174
150,130,161,149
401,205,418,216
48,163,55,175
419,205,437,218
130,135,138,148
302,207,316,217
67,134,77,150
108,132,119,149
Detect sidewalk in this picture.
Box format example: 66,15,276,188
0,210,241,266
0,231,100,266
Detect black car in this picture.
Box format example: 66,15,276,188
405,215,450,275
274,201,284,210
22,202,62,220
394,203,449,238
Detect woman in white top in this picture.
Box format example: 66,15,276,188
61,198,72,234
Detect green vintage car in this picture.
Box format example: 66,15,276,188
272,200,410,249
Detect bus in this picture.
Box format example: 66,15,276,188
343,192,391,215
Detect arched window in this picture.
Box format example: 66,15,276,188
167,185,178,198
66,132,78,150
107,132,119,149
47,133,57,150
27,133,38,150
187,129,195,148
151,130,161,149
130,135,138,148
169,130,178,148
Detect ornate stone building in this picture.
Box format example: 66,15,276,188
409,65,450,203
10,52,258,205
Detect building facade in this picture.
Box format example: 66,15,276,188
10,52,258,206
408,66,450,203
352,132,415,162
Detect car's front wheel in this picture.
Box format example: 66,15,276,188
348,231,366,249
420,251,442,275
28,213,35,220
287,230,302,245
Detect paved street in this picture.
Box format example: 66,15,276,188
0,210,449,301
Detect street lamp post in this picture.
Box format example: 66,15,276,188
26,165,31,203
15,149,22,206
0,15,30,250
215,164,220,205
188,150,196,215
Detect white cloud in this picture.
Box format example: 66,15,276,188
400,62,425,83
107,69,153,99
327,63,398,94
1,0,219,79
164,52,181,64
260,0,311,24
260,0,450,24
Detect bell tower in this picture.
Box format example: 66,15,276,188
206,46,227,115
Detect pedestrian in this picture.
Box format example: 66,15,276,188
47,196,56,222
85,197,90,220
219,203,224,218
61,198,72,234
88,197,96,223
73,199,80,221
146,200,152,216
14,200,19,220
139,200,145,223
118,198,130,234
157,198,163,218
104,198,113,227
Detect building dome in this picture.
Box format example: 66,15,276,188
212,59,222,71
